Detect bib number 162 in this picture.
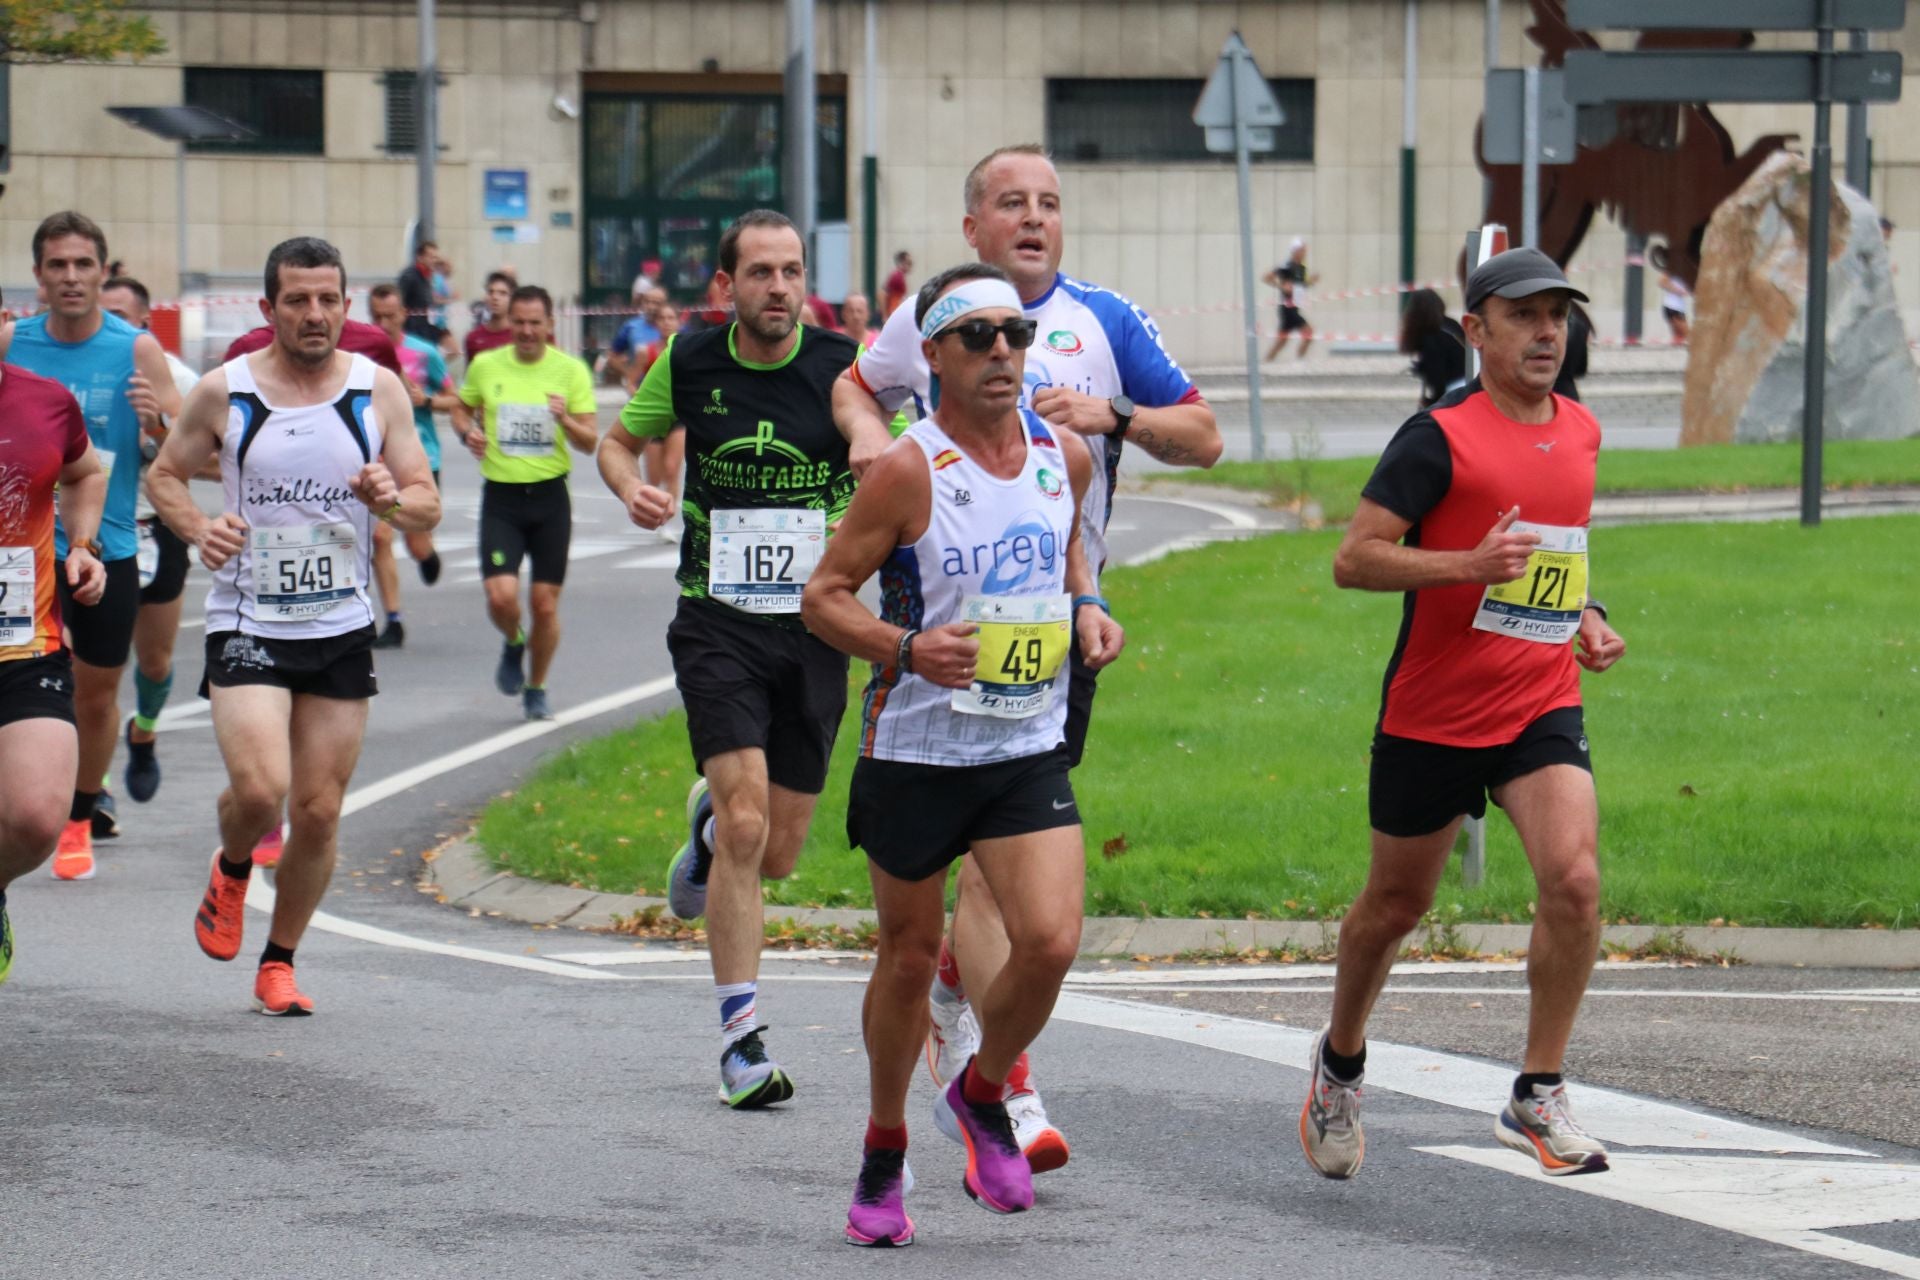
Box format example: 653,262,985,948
743,543,796,583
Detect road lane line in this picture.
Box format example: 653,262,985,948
1061,983,1920,1005
1125,492,1261,529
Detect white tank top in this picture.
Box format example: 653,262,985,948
859,411,1076,766
204,352,383,639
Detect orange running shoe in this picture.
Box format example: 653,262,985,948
50,819,95,881
254,961,313,1016
251,825,284,868
194,851,249,961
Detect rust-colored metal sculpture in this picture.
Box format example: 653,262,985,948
1476,0,1794,284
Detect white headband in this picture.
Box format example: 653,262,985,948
919,279,1024,341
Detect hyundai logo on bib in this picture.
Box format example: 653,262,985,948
939,512,1060,593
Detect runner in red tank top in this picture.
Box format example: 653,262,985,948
1299,249,1628,1183
0,300,109,978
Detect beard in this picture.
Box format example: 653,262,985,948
736,300,796,346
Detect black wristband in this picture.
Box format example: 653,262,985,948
1584,599,1608,621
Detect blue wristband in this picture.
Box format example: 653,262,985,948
1072,594,1109,615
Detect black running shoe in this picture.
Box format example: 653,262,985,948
494,640,526,696
91,789,120,840
719,1030,794,1109
373,621,405,650
418,551,442,586
124,717,161,803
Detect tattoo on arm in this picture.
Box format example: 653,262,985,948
1127,426,1197,466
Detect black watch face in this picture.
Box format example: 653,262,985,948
1111,395,1135,419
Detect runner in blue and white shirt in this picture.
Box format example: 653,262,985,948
833,143,1221,1172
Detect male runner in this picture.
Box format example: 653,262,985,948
804,265,1123,1241
100,276,198,804
1263,238,1318,361
606,287,664,391
1301,247,1627,1180
367,282,454,648
0,300,107,970
599,209,884,1109
11,212,180,877
148,236,438,1016
464,271,516,363
834,144,1220,1167
452,285,597,720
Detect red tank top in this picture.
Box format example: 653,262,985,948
1374,389,1600,747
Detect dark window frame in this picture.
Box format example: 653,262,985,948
380,70,449,156
184,66,325,156
1045,77,1316,165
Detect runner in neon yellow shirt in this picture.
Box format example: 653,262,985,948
450,285,598,719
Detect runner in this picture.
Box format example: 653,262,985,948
367,282,454,648
605,287,663,392
99,275,199,805
1263,238,1318,360
834,144,1220,1170
1300,247,1627,1180
451,284,597,720
803,265,1124,1242
146,236,438,1016
599,209,881,1109
636,302,684,544
463,272,516,363
10,212,181,877
0,298,107,972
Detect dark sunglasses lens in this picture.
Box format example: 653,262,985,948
1004,320,1037,350
951,320,1037,352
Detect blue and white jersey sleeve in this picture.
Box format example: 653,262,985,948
1069,279,1201,410
848,298,930,418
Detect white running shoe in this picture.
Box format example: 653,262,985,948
1495,1081,1610,1175
1299,1026,1365,1180
925,992,980,1086
1007,1089,1071,1174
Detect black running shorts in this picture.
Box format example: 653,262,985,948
480,477,571,584
848,750,1080,884
137,518,191,606
1061,636,1099,769
1368,705,1592,838
666,596,848,794
1280,305,1309,333
200,626,378,701
55,555,138,668
0,650,77,729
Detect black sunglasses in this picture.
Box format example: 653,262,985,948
937,318,1038,353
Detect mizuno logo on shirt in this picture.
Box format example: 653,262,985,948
1534,441,1556,453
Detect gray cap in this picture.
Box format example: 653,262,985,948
1464,247,1589,312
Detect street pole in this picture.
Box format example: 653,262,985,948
176,144,188,295
1401,0,1418,297
1484,0,1500,206
1802,0,1835,528
862,0,878,299
1845,28,1870,195
416,0,437,248
1521,65,1541,248
1229,40,1267,463
1624,229,1645,344
784,0,817,254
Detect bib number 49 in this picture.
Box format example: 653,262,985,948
999,636,1048,684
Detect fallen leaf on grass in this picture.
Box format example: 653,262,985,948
1102,835,1128,861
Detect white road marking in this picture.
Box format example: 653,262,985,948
546,948,873,966
1124,492,1261,530
1049,992,1869,1156
1078,983,1920,1005
614,550,680,569
1423,1147,1920,1279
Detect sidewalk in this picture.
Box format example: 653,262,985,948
427,838,1920,969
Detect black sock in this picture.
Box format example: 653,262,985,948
70,791,96,822
217,852,253,880
1515,1071,1564,1101
1322,1039,1367,1083
261,940,295,967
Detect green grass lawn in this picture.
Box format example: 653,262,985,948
1160,437,1920,524
475,516,1920,929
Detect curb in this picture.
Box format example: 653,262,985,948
1135,481,1920,524
427,839,1920,970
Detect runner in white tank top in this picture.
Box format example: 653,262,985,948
803,266,1124,1242
147,236,439,1018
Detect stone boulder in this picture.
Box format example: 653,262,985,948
1682,149,1919,445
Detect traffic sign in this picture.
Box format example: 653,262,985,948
1192,32,1285,135
1567,0,1903,30
1563,49,1903,105
1483,69,1576,165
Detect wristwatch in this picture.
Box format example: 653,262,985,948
1109,394,1135,437
73,537,103,558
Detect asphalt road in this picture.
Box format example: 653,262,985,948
4,441,1915,1279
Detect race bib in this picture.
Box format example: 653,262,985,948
495,403,556,457
135,518,160,589
951,593,1072,720
0,546,34,647
1472,521,1588,645
252,524,358,621
708,508,824,614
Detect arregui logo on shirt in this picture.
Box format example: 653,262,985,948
938,511,1061,591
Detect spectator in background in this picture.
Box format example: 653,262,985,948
634,303,683,545
1657,272,1691,345
631,259,659,303
840,291,871,348
607,290,664,392
466,271,517,362
1554,301,1592,402
399,239,443,344
881,250,912,318
1398,288,1467,409
803,291,839,331
683,277,732,335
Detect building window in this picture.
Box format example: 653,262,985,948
381,71,447,155
1046,78,1315,164
183,67,324,155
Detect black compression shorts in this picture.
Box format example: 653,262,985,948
56,556,138,668
480,477,571,584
